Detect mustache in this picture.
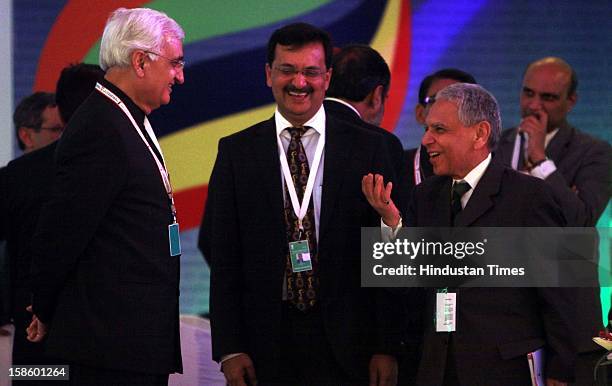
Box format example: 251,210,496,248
521,110,541,119
285,85,313,94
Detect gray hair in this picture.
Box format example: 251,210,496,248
436,83,501,150
99,8,184,71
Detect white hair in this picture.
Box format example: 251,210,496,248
436,83,502,150
99,8,184,71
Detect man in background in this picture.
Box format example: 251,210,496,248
13,92,63,154
324,44,406,179
495,56,612,385
0,63,103,379
406,69,477,190
27,7,185,384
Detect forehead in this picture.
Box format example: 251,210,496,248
523,64,571,93
427,78,459,97
273,42,326,66
161,36,183,55
41,105,61,124
426,100,460,125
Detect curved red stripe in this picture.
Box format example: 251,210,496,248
34,0,148,92
174,185,207,231
381,0,411,132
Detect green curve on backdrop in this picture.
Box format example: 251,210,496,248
83,0,331,63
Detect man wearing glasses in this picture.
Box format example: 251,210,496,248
13,92,64,154
208,22,404,386
26,8,185,385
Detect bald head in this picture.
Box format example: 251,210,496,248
520,57,577,131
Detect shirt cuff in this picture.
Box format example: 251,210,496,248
381,216,402,241
530,159,556,179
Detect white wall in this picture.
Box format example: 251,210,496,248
0,0,13,165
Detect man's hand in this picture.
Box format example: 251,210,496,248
362,173,401,228
519,110,548,164
369,354,398,386
546,378,567,386
25,305,47,342
221,354,257,386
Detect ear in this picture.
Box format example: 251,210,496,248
566,92,577,112
370,85,384,110
415,104,426,125
323,67,332,91
131,50,147,77
265,63,272,88
473,121,491,150
18,127,34,150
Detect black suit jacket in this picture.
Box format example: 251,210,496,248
30,79,181,374
0,143,57,362
404,145,434,202
199,100,411,266
407,159,575,385
495,124,611,227
208,114,405,380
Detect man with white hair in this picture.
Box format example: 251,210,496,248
27,7,185,385
364,83,575,385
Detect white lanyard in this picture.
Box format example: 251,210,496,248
277,127,325,231
510,131,524,170
413,144,422,185
95,82,177,223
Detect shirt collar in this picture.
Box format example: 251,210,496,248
454,153,492,190
275,104,326,137
99,78,146,126
324,97,361,118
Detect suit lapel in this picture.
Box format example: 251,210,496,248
545,123,573,163
319,115,352,238
420,177,452,226
253,118,285,219
454,159,503,226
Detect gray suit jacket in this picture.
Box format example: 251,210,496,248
495,123,611,227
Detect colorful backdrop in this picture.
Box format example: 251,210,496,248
10,0,611,320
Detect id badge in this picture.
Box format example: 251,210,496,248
168,222,181,256
288,240,312,272
436,292,456,332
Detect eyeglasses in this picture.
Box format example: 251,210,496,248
273,65,326,79
145,51,185,70
38,124,64,133
423,95,436,105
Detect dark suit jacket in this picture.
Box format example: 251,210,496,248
30,79,181,374
404,145,434,202
0,143,57,362
495,124,611,227
208,114,405,380
407,158,575,385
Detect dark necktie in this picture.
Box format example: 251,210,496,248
451,181,471,224
284,127,318,311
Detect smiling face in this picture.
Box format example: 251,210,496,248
265,42,331,126
141,36,184,113
422,100,488,179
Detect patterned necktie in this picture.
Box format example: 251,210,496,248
284,126,318,311
451,181,471,224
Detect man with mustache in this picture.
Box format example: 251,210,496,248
208,22,404,386
495,57,612,385
495,57,610,227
